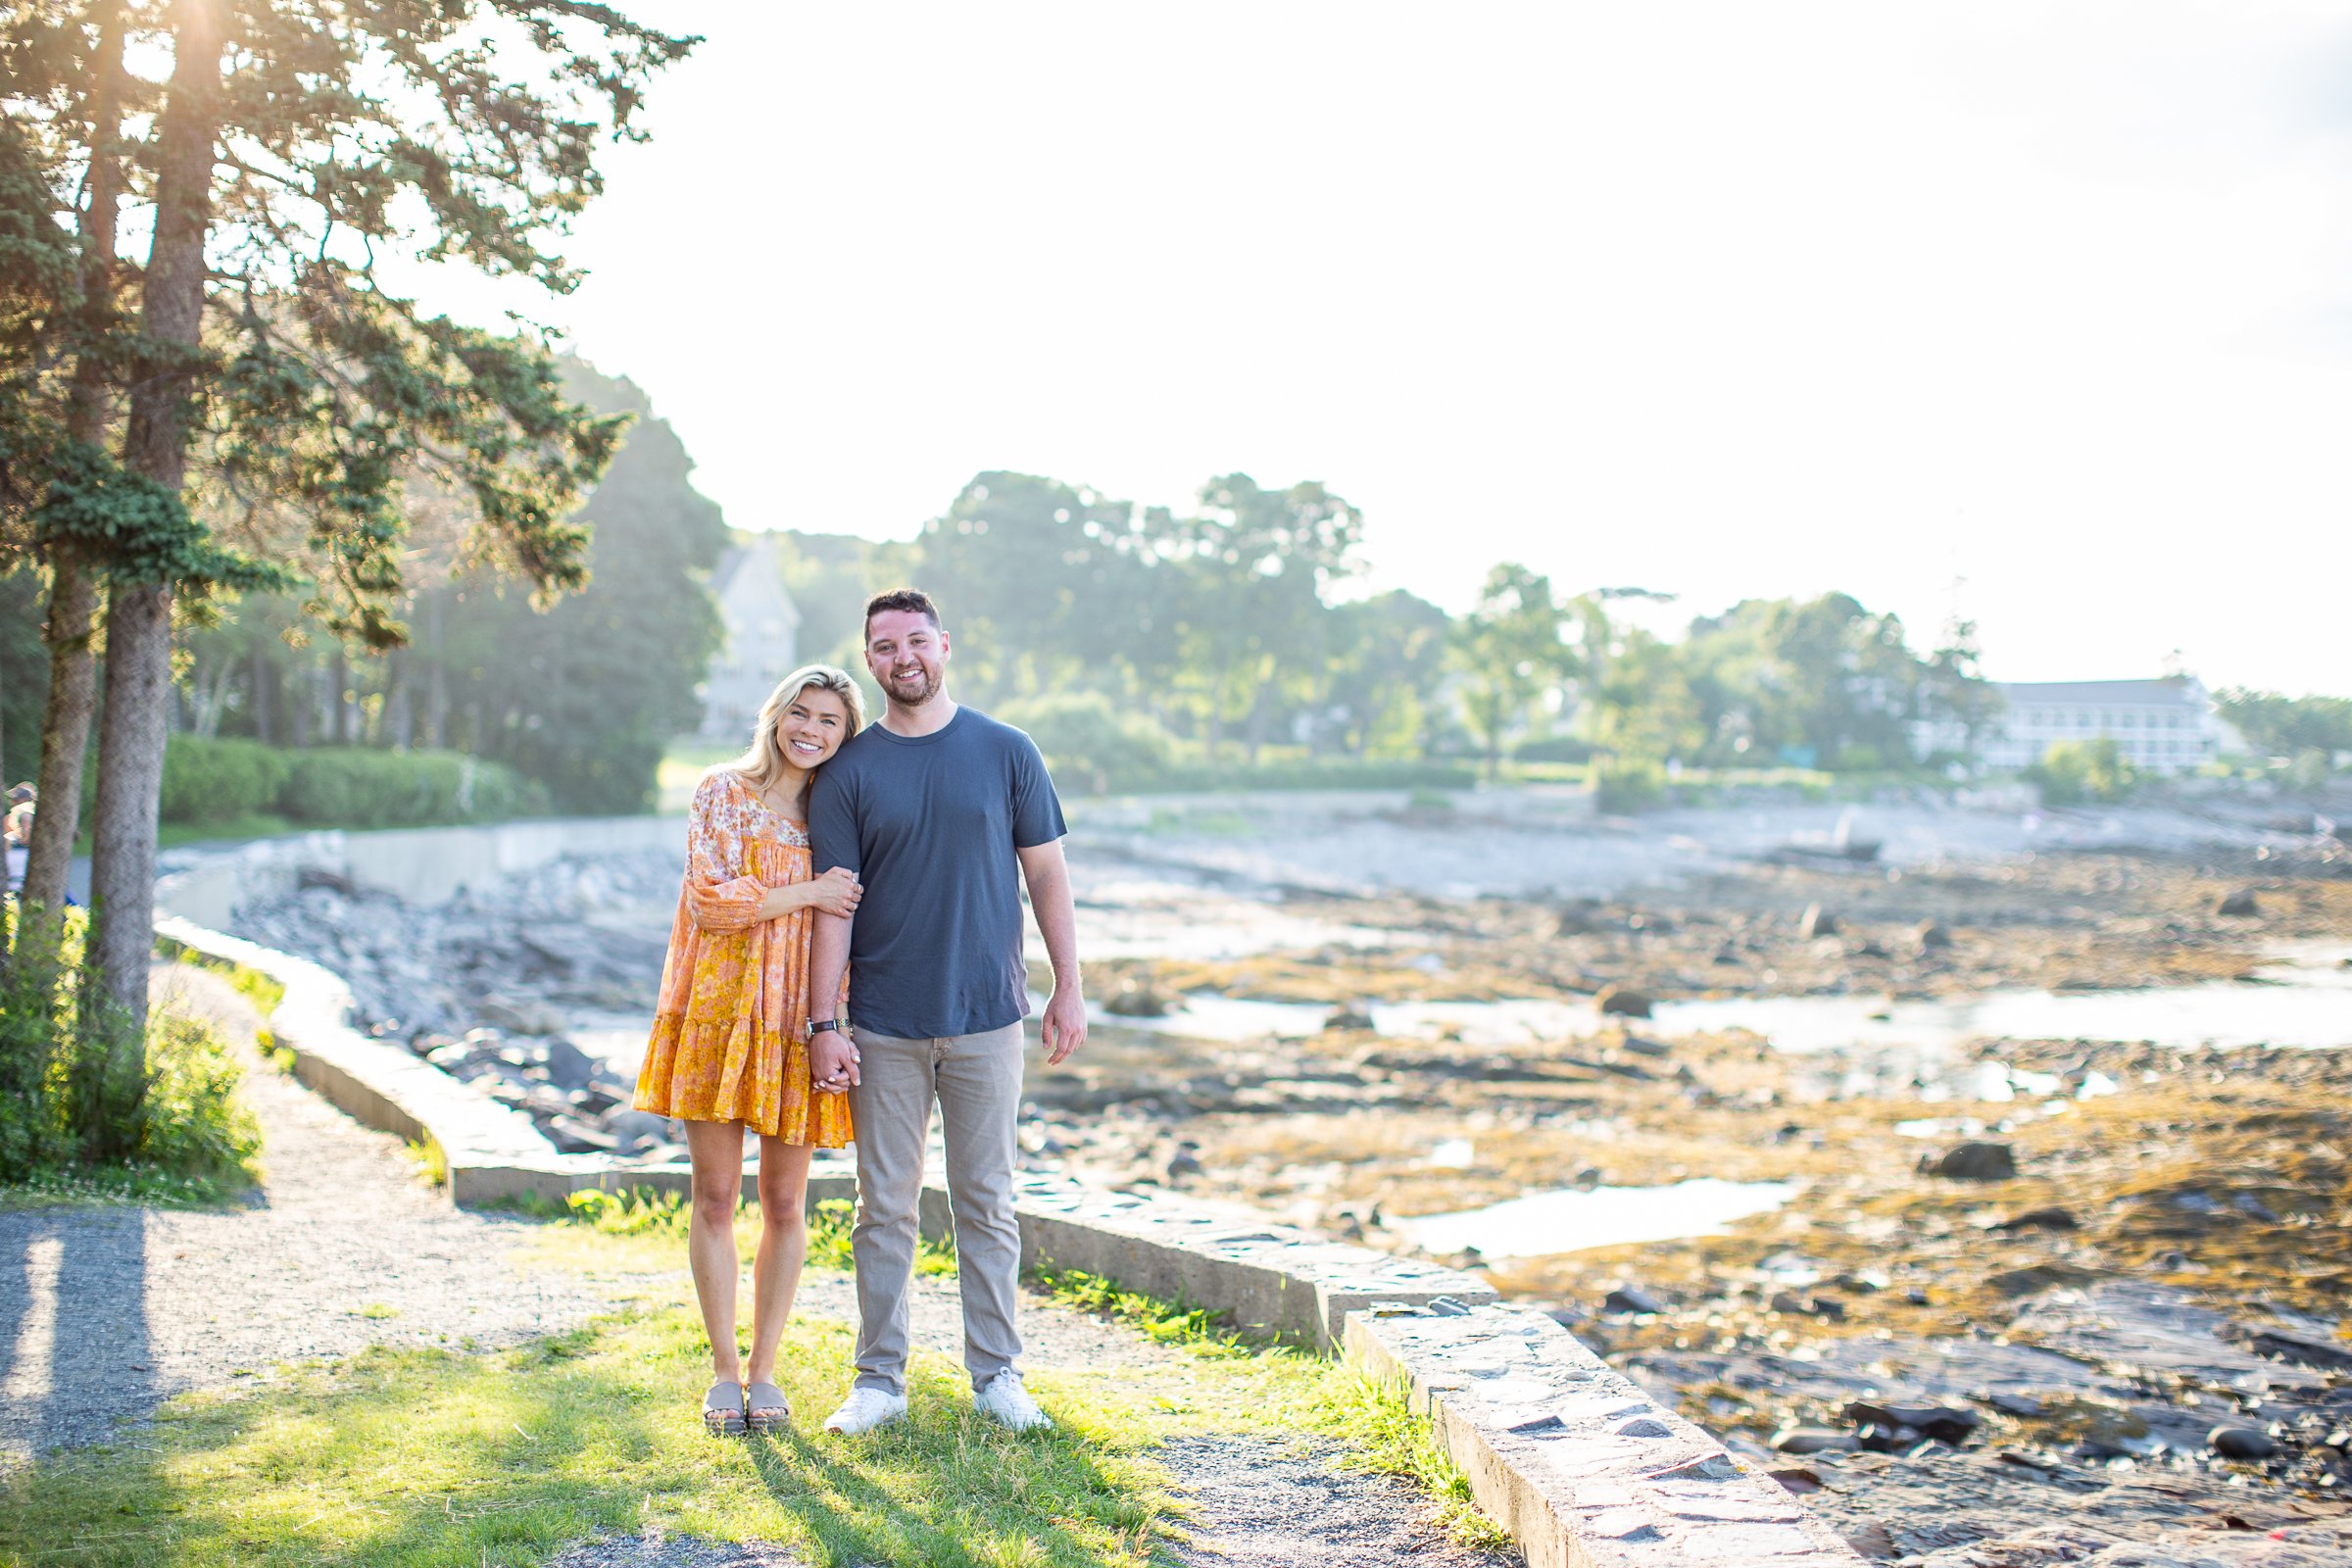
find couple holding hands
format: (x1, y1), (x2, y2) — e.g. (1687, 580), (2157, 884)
(630, 587), (1086, 1438)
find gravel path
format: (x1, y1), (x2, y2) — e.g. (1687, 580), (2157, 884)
(2, 962), (1516, 1566)
(0, 964), (640, 1470)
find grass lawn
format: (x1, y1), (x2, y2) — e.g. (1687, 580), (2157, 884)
(1, 1197), (1502, 1568)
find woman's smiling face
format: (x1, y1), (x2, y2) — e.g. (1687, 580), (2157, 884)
(778, 685), (852, 766)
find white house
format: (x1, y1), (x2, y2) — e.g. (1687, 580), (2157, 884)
(1922, 676), (2242, 775)
(696, 537), (801, 743)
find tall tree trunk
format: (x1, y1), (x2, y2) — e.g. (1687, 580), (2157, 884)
(423, 596), (448, 749)
(330, 644), (352, 744)
(251, 646), (271, 743)
(88, 0), (225, 1023)
(16, 4), (128, 974)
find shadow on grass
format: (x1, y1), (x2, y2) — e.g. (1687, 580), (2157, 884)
(0, 1308), (1177, 1568)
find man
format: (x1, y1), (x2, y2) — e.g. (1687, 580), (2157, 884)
(805, 588), (1086, 1435)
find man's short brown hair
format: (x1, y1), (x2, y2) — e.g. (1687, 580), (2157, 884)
(864, 588), (942, 641)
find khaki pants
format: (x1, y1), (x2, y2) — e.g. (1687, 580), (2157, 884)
(846, 1022), (1025, 1395)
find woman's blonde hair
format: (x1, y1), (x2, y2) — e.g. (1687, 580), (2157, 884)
(729, 664), (866, 794)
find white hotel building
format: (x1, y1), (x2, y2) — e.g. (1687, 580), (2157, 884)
(1959, 677), (2241, 775)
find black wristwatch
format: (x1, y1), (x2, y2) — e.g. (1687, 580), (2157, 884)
(805, 1016), (852, 1040)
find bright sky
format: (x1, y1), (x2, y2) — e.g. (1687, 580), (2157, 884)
(406, 3), (2352, 694)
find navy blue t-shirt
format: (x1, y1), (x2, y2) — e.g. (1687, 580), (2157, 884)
(808, 707), (1066, 1039)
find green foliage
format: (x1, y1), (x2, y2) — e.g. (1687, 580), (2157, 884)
(1318, 1373), (1514, 1550)
(159, 736), (293, 823)
(1449, 563), (1575, 779)
(807, 1197), (957, 1277)
(2026, 737), (2138, 805)
(1593, 757), (1667, 812)
(272, 746), (544, 828)
(2214, 688), (2352, 760)
(166, 364), (717, 819)
(995, 692), (1176, 795)
(151, 737), (546, 830)
(0, 909), (259, 1195)
(564, 1185), (691, 1237)
(1038, 1266), (1264, 1352)
(0, 565), (47, 780)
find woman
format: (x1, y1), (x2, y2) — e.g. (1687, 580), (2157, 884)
(633, 664), (865, 1436)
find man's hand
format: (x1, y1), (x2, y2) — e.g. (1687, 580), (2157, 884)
(810, 1028), (859, 1094)
(1039, 986), (1087, 1066)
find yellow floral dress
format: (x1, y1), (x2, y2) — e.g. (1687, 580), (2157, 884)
(632, 769), (852, 1147)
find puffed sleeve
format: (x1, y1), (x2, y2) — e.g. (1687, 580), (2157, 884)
(682, 771), (768, 933)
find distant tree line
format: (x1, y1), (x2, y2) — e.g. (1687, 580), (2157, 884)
(757, 470), (2002, 791)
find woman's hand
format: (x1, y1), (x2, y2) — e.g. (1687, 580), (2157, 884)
(804, 865), (862, 918)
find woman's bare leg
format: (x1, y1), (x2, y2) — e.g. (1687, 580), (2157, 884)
(744, 1136), (812, 1393)
(684, 1118), (747, 1383)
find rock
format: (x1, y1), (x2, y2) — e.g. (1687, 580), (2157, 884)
(1594, 984), (1652, 1019)
(477, 997), (562, 1035)
(544, 1115), (617, 1154)
(1105, 983), (1171, 1018)
(537, 1036), (598, 1091)
(604, 1108), (673, 1153)
(2223, 1324), (2352, 1371)
(2209, 1424), (2279, 1460)
(1911, 919), (1953, 952)
(1799, 904), (1838, 939)
(1602, 1284), (1665, 1315)
(1769, 1467), (1824, 1495)
(2215, 888), (2262, 916)
(1846, 1400), (1980, 1444)
(1920, 1140), (2017, 1180)
(1993, 1207), (2078, 1231)
(1772, 1426), (1855, 1455)
(1324, 1007), (1375, 1031)
(1978, 1393), (2046, 1418)
(1768, 1290), (1842, 1320)
(1165, 1144), (1203, 1181)
(1616, 1034), (1671, 1058)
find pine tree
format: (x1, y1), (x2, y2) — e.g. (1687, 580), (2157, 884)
(0, 1), (695, 1028)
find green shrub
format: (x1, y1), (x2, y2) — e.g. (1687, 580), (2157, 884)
(995, 693), (1176, 795)
(2025, 737), (2136, 806)
(275, 747), (545, 828)
(160, 737), (294, 824)
(1512, 734), (1592, 764)
(1593, 757), (1667, 812)
(0, 907), (258, 1195)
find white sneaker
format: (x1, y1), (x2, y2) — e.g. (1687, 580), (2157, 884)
(974, 1370), (1052, 1432)
(821, 1386), (907, 1435)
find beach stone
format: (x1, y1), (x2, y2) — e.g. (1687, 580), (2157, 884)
(1595, 984), (1652, 1018)
(1602, 1284), (1665, 1315)
(1799, 904), (1838, 939)
(1324, 1007), (1376, 1031)
(1921, 1141), (2017, 1181)
(1911, 919), (1953, 952)
(1105, 983), (1171, 1017)
(1993, 1207), (2078, 1232)
(1846, 1401), (1980, 1444)
(2209, 1425), (2279, 1459)
(2216, 888), (2262, 916)
(1774, 1426), (1856, 1455)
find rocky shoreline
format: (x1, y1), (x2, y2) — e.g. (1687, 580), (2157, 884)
(229, 853), (689, 1162)
(218, 788), (2352, 1563)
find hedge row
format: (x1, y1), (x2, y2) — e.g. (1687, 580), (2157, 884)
(159, 738), (548, 828)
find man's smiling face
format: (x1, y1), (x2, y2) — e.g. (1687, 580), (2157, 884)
(866, 608), (949, 708)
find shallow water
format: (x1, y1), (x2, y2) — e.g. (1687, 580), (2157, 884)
(1114, 942), (2352, 1054)
(1394, 1177), (1795, 1260)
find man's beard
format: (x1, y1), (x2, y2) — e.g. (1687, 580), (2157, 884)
(885, 664), (939, 706)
